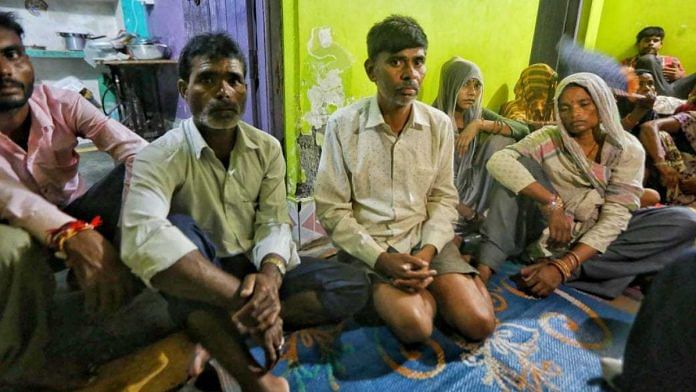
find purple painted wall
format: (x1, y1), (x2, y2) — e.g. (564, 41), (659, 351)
(146, 3), (189, 119)
(146, 0), (267, 127)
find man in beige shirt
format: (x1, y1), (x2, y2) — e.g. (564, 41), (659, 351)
(121, 33), (368, 391)
(315, 15), (494, 344)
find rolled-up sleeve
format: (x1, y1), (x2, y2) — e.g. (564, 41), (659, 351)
(315, 117), (385, 268)
(120, 145), (196, 287)
(0, 156), (73, 243)
(251, 140), (300, 270)
(420, 125), (458, 253)
(483, 109), (530, 141)
(488, 128), (555, 194)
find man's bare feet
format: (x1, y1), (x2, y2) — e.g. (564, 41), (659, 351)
(188, 343), (211, 378)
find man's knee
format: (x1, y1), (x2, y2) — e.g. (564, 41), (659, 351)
(166, 214), (217, 261)
(300, 261), (371, 320)
(167, 214), (197, 230)
(434, 274), (496, 340)
(456, 307), (496, 341)
(390, 307), (433, 344)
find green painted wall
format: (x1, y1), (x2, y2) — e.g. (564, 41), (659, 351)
(592, 1), (696, 72)
(282, 0), (540, 196)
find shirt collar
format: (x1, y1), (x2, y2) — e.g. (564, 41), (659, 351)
(184, 118), (259, 160)
(364, 95), (426, 132)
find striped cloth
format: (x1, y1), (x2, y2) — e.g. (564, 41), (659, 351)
(209, 359), (242, 392)
(500, 63), (558, 123)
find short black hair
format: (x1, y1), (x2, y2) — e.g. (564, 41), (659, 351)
(0, 12), (24, 37)
(366, 15), (427, 60)
(636, 26), (664, 43)
(178, 32), (247, 82)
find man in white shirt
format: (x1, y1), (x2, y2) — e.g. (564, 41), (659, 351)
(315, 15), (495, 344)
(121, 33), (369, 391)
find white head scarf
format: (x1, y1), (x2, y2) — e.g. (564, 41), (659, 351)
(553, 72), (626, 191)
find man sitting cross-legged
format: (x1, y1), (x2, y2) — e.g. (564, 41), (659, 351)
(0, 12), (147, 390)
(120, 33), (370, 391)
(315, 15), (495, 345)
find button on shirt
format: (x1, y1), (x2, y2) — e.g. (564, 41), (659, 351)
(0, 85), (147, 243)
(315, 96), (458, 268)
(121, 118), (299, 286)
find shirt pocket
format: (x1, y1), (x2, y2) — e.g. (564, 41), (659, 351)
(230, 168), (262, 204)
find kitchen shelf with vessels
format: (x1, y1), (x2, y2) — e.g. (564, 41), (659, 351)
(26, 48), (85, 59)
(95, 59), (177, 65)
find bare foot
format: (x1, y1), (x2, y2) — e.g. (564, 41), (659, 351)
(259, 373), (289, 392)
(188, 343), (211, 378)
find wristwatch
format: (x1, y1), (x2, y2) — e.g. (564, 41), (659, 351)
(261, 255), (287, 276)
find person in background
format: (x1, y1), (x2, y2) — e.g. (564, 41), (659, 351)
(476, 72), (696, 299)
(640, 111), (696, 207)
(674, 84), (696, 114)
(432, 57), (530, 233)
(617, 69), (658, 134)
(120, 32), (369, 392)
(316, 16), (495, 345)
(621, 26), (695, 99)
(500, 63), (558, 130)
(0, 12), (147, 390)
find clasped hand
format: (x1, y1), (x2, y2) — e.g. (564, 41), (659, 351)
(229, 272), (283, 372)
(376, 251), (437, 292)
(515, 259), (563, 298)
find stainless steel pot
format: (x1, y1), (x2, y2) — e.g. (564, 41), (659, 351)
(58, 32), (90, 51)
(128, 43), (170, 60)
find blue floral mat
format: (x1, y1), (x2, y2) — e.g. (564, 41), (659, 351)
(254, 262), (634, 391)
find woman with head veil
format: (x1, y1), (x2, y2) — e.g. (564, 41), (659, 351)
(433, 57), (530, 233)
(499, 63), (558, 129)
(475, 72), (696, 298)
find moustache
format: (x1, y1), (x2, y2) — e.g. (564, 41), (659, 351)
(0, 79), (24, 89)
(208, 103), (240, 113)
(398, 82), (418, 90)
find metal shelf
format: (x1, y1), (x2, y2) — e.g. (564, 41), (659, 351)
(27, 49), (85, 59)
(96, 59), (177, 66)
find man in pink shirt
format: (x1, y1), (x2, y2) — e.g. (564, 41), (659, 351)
(0, 12), (147, 390)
